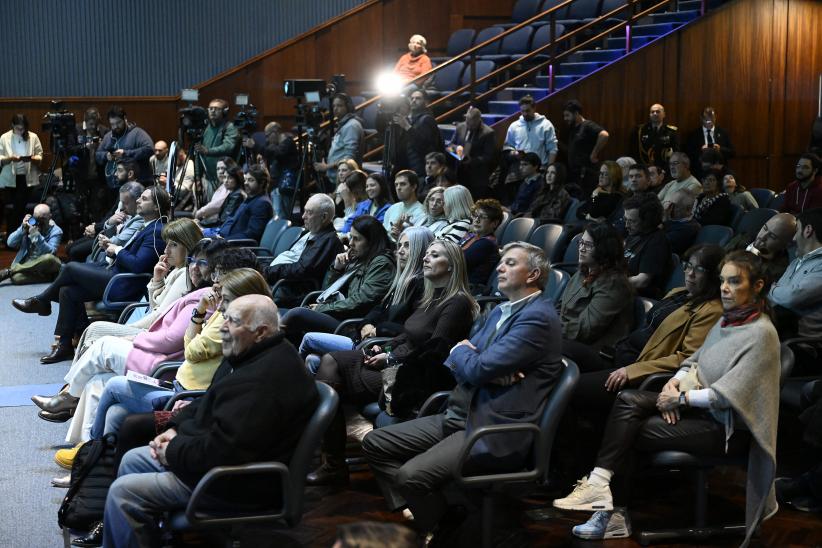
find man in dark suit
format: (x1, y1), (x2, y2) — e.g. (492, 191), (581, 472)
(205, 164), (272, 242)
(12, 186), (169, 363)
(448, 106), (497, 199)
(685, 106), (734, 178)
(102, 295), (319, 548)
(363, 242), (563, 533)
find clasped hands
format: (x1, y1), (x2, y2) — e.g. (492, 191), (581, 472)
(452, 339), (525, 386)
(149, 428), (177, 466)
(656, 378), (683, 425)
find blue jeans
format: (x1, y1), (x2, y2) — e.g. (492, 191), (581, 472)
(103, 446), (192, 548)
(90, 375), (179, 440)
(299, 332), (354, 374)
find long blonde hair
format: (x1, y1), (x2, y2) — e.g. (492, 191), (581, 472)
(443, 185), (474, 222)
(387, 226), (434, 306)
(420, 239), (478, 319)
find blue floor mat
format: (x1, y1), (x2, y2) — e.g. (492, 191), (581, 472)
(0, 383), (64, 407)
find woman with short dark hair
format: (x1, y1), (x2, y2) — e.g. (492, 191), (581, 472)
(341, 172), (393, 233)
(0, 114), (43, 229)
(460, 198), (503, 287)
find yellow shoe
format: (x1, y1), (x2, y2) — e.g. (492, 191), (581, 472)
(54, 443), (83, 470)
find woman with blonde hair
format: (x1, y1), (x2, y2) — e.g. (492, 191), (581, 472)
(438, 184), (474, 243)
(334, 159), (362, 231)
(420, 186), (449, 235)
(308, 238), (478, 485)
(578, 160), (626, 222)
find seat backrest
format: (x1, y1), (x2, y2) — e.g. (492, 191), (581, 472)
(600, 0), (627, 18)
(495, 210), (511, 241)
(563, 198), (581, 224)
(565, 0), (599, 19)
(548, 223), (584, 263)
(500, 26), (534, 55)
(475, 26), (504, 55)
(544, 268), (570, 302)
(446, 28), (476, 56)
(561, 233), (582, 263)
(433, 60), (464, 91)
(749, 188), (775, 208)
(735, 207), (778, 238)
(663, 253), (684, 294)
(729, 203), (745, 231)
(534, 358), (579, 480)
(693, 224), (734, 247)
(511, 0), (543, 23)
(272, 226), (303, 256)
(540, 0), (569, 19)
(500, 217), (536, 246)
(462, 60), (497, 92)
(529, 223), (564, 256)
(259, 218), (288, 251)
(767, 192), (785, 210)
(285, 382), (339, 525)
(530, 23), (566, 52)
(633, 297), (657, 330)
(779, 343), (795, 385)
(360, 100), (380, 130)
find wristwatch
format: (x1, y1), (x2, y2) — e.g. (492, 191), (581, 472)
(191, 309), (207, 322)
(679, 391), (687, 407)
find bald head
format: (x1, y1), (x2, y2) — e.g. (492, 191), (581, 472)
(666, 190), (694, 220)
(649, 103), (665, 126)
(220, 295), (279, 358)
(752, 213), (797, 259)
(466, 106), (482, 130)
(33, 203), (51, 218)
(154, 141), (168, 159)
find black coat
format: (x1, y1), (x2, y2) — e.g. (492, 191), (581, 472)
(264, 224), (344, 286)
(685, 125), (734, 176)
(166, 333), (319, 500)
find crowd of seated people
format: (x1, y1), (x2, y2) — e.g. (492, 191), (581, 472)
(4, 86), (822, 548)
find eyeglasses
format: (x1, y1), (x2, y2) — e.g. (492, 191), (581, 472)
(471, 213), (490, 221)
(682, 262), (707, 275)
(187, 257), (208, 269)
(578, 240), (595, 251)
(669, 161), (682, 166)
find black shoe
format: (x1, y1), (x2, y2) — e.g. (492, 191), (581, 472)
(40, 343), (74, 364)
(38, 409), (74, 423)
(71, 521), (103, 547)
(12, 297), (51, 316)
(0, 268), (10, 283)
(305, 458), (349, 486)
(776, 476), (812, 504)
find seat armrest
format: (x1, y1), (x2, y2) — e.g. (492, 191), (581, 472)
(151, 361), (183, 379)
(334, 318), (364, 336)
(417, 391), (451, 418)
(163, 390), (206, 411)
(454, 423), (542, 487)
(226, 239), (258, 248)
(118, 301), (151, 324)
(355, 336), (392, 351)
(638, 372), (674, 392)
(102, 273), (153, 309)
(299, 290), (324, 308)
(272, 279), (319, 300)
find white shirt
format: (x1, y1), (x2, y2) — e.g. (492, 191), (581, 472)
(270, 230), (311, 266)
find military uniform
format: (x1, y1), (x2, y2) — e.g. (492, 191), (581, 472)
(633, 122), (679, 168)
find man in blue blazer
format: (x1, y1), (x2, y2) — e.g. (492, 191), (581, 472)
(13, 187), (169, 364)
(363, 242), (563, 532)
(204, 164), (272, 242)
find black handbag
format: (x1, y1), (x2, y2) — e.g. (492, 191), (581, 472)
(57, 434), (118, 531)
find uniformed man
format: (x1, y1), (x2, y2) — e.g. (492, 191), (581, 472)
(632, 103), (678, 168)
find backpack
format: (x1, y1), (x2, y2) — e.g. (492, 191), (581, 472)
(57, 434), (118, 530)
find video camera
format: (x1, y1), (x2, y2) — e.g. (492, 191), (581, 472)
(42, 101), (78, 151)
(233, 94), (258, 137)
(283, 75), (347, 133)
(178, 106), (208, 140)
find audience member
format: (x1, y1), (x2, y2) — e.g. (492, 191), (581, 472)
(12, 187), (169, 363)
(102, 295), (318, 548)
(460, 198), (503, 288)
(698, 147), (727, 178)
(314, 93), (364, 187)
(394, 90), (444, 179)
(383, 170), (426, 240)
(727, 212), (796, 283)
(394, 34), (432, 83)
(626, 163), (652, 195)
(419, 186), (449, 235)
(336, 168), (368, 232)
(308, 239), (477, 485)
(769, 208), (822, 339)
(723, 173), (758, 211)
(74, 107), (109, 219)
(781, 152), (822, 215)
(193, 158), (243, 225)
(417, 151), (449, 201)
(448, 106), (497, 198)
(554, 251), (779, 547)
(647, 164), (667, 192)
(149, 140), (169, 185)
(529, 162), (572, 223)
(685, 106), (734, 177)
(510, 152), (544, 215)
(503, 95), (558, 167)
(0, 114), (43, 229)
(202, 165), (272, 242)
(95, 106), (154, 189)
(615, 156), (636, 192)
(631, 103), (679, 168)
(281, 215), (395, 344)
(2, 203), (62, 285)
(264, 193), (343, 290)
(363, 242), (562, 537)
(693, 168), (733, 226)
(623, 192), (671, 297)
(244, 121), (299, 219)
(76, 176), (145, 265)
(438, 185), (474, 243)
(341, 172), (392, 233)
(193, 98), (241, 200)
(563, 100), (609, 195)
(169, 147), (195, 207)
(662, 190), (700, 255)
(560, 223), (634, 358)
(577, 160), (625, 222)
(657, 152), (702, 203)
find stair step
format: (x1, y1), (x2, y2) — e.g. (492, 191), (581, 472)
(535, 74), (579, 89)
(555, 61), (606, 76)
(495, 87), (550, 101)
(566, 48), (623, 64)
(438, 124), (455, 142)
(487, 101), (521, 116)
(605, 34), (655, 49)
(481, 113), (510, 126)
(649, 10), (699, 24)
(631, 22), (680, 36)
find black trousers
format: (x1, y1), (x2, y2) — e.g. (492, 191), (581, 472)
(596, 390), (726, 504)
(281, 307), (340, 347)
(38, 261), (113, 342)
(66, 236), (95, 262)
(3, 174), (30, 232)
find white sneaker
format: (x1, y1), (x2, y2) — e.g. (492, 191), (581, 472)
(572, 508), (632, 539)
(553, 476), (613, 511)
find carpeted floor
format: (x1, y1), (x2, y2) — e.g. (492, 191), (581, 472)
(0, 282), (73, 547)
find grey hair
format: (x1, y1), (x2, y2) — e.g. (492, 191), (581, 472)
(308, 193), (336, 224)
(387, 226), (434, 306)
(120, 181), (145, 201)
(501, 241), (550, 289)
(443, 185), (474, 222)
(670, 151), (690, 168)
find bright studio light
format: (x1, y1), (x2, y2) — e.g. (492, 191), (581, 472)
(374, 71), (404, 97)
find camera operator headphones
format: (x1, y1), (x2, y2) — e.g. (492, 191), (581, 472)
(214, 99), (229, 117)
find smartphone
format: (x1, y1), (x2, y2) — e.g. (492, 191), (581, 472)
(27, 217), (37, 226)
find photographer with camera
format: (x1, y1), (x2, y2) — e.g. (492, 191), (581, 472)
(74, 107), (109, 219)
(242, 121), (298, 220)
(1, 203), (62, 285)
(150, 140), (169, 185)
(193, 99), (241, 201)
(0, 114), (43, 233)
(313, 93), (364, 188)
(95, 106), (154, 195)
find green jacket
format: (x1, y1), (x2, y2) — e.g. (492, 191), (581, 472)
(560, 270), (634, 350)
(197, 121), (240, 182)
(315, 253), (395, 319)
